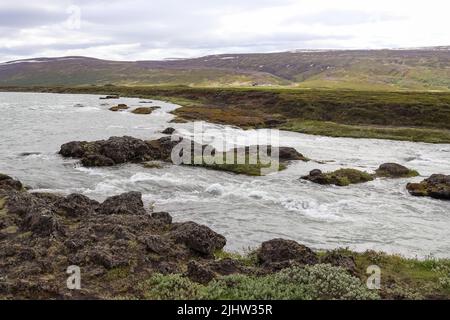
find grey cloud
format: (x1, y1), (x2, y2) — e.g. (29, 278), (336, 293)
(0, 6), (67, 28)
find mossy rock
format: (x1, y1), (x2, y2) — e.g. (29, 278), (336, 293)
(131, 107), (159, 115)
(375, 163), (419, 178)
(143, 161), (163, 169)
(406, 174), (450, 200)
(302, 168), (374, 186)
(109, 104), (129, 112)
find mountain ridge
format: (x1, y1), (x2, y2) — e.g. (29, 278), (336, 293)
(1, 48), (449, 90)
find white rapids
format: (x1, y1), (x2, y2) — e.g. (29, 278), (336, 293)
(1, 91), (449, 258)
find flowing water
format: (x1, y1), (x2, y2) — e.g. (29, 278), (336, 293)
(1, 92), (449, 258)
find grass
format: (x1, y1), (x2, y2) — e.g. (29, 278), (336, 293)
(281, 120), (450, 144)
(351, 250), (450, 299)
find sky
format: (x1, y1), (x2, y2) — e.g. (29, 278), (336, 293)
(0, 0), (449, 62)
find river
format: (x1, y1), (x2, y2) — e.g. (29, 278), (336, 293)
(1, 91), (449, 258)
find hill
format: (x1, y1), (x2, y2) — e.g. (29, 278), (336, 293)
(0, 48), (449, 90)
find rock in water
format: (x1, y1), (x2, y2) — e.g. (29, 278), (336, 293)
(375, 163), (419, 178)
(109, 104), (129, 112)
(406, 174), (450, 200)
(131, 107), (158, 115)
(162, 127), (176, 135)
(301, 168), (374, 186)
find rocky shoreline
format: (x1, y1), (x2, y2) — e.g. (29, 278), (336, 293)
(1, 170), (450, 299)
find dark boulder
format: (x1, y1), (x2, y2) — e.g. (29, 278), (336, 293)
(406, 174), (450, 200)
(81, 154), (115, 167)
(162, 127), (176, 135)
(171, 221), (226, 256)
(144, 235), (171, 255)
(186, 261), (215, 284)
(55, 194), (100, 218)
(100, 95), (119, 100)
(278, 147), (308, 161)
(152, 212), (172, 225)
(321, 251), (358, 275)
(207, 258), (246, 276)
(375, 163), (419, 178)
(0, 174), (23, 191)
(59, 141), (94, 158)
(98, 136), (153, 164)
(21, 211), (61, 237)
(257, 238), (318, 266)
(98, 192), (147, 215)
(309, 169), (322, 177)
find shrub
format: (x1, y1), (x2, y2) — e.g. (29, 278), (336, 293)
(143, 264), (380, 300)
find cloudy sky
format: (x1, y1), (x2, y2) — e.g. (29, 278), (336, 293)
(0, 0), (449, 62)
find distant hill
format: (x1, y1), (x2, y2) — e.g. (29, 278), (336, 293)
(1, 48), (449, 90)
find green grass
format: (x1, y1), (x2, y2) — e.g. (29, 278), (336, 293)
(281, 120), (450, 144)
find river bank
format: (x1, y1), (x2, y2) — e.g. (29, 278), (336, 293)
(2, 85), (450, 143)
(1, 173), (449, 300)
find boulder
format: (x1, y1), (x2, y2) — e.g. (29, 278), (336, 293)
(162, 127), (176, 135)
(131, 107), (157, 115)
(59, 141), (95, 158)
(171, 221), (226, 256)
(302, 168), (374, 186)
(151, 212), (172, 225)
(375, 163), (419, 178)
(207, 258), (246, 276)
(278, 147), (308, 161)
(98, 192), (147, 215)
(55, 194), (100, 218)
(0, 174), (23, 191)
(320, 251), (357, 275)
(257, 238), (318, 266)
(144, 235), (171, 255)
(81, 154), (115, 167)
(109, 104), (129, 112)
(407, 174), (450, 200)
(100, 95), (119, 100)
(186, 261), (215, 284)
(98, 136), (154, 164)
(21, 211), (61, 237)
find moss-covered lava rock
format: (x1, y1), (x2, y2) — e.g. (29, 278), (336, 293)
(301, 168), (374, 186)
(375, 163), (419, 178)
(406, 174), (450, 200)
